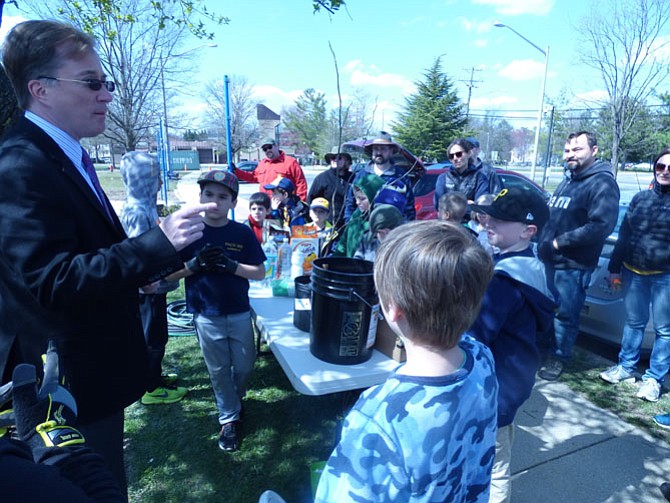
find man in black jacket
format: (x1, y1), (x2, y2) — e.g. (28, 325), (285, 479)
(0, 20), (213, 494)
(537, 131), (620, 381)
(308, 152), (354, 229)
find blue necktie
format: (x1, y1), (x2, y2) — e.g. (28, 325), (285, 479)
(81, 147), (114, 221)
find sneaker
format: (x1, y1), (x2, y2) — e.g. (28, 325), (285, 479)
(599, 365), (635, 384)
(141, 385), (188, 405)
(218, 421), (239, 452)
(161, 373), (179, 386)
(660, 482), (670, 502)
(538, 358), (564, 381)
(653, 413), (670, 430)
(636, 378), (661, 402)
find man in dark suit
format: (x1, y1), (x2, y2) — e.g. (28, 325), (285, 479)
(0, 20), (214, 496)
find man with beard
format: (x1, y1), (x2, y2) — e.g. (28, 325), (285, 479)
(307, 152), (354, 229)
(537, 131), (620, 381)
(234, 138), (308, 201)
(343, 131), (416, 221)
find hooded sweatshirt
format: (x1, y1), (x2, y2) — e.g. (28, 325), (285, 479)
(333, 173), (385, 257)
(540, 160), (620, 270)
(469, 247), (557, 426)
(434, 161), (501, 210)
(120, 152), (178, 294)
(609, 177), (670, 274)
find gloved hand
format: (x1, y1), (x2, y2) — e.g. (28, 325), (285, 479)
(537, 241), (556, 263)
(212, 253), (239, 274)
(186, 244), (227, 273)
(12, 344), (84, 450)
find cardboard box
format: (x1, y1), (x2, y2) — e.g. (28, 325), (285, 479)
(374, 317), (406, 362)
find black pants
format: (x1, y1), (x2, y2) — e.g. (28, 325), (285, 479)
(78, 410), (127, 501)
(138, 293), (168, 392)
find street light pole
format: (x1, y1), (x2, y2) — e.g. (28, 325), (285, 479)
(494, 22), (549, 183)
(158, 43), (217, 204)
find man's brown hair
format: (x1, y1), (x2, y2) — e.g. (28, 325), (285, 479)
(2, 20), (96, 109)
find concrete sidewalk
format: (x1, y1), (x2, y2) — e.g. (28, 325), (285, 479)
(512, 380), (670, 502)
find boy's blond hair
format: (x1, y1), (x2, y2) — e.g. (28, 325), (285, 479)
(374, 220), (493, 350)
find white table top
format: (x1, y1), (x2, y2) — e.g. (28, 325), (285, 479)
(249, 282), (399, 396)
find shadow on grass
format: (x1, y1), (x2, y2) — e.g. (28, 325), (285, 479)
(560, 344), (670, 446)
(125, 336), (348, 503)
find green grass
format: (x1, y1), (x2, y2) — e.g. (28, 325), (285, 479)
(125, 336), (346, 503)
(560, 345), (670, 444)
(125, 287), (349, 502)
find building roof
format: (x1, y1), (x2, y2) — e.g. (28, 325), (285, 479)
(257, 104), (280, 121)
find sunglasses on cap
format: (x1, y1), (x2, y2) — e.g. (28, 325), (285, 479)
(38, 76), (116, 92)
(655, 162), (670, 172)
(448, 151), (465, 160)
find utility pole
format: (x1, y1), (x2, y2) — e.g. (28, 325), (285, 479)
(461, 67), (482, 121)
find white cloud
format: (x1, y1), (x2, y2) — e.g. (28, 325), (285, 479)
(472, 0), (554, 16)
(474, 39), (488, 48)
(573, 89), (609, 105)
(471, 95), (518, 108)
(497, 59), (545, 80)
(650, 35), (670, 61)
(252, 85), (303, 114)
(345, 60), (415, 94)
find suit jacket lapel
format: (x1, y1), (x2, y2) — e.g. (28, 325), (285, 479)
(16, 119), (127, 236)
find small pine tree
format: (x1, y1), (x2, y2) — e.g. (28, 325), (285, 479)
(392, 57), (466, 162)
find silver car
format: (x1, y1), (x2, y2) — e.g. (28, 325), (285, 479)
(579, 200), (655, 353)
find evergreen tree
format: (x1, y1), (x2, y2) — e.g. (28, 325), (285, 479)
(283, 88), (328, 158)
(392, 57), (466, 162)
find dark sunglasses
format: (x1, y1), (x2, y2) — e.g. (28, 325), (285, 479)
(448, 151), (465, 160)
(38, 76), (116, 92)
(655, 162), (670, 172)
(262, 145), (274, 152)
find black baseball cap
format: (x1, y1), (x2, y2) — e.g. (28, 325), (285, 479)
(470, 187), (549, 229)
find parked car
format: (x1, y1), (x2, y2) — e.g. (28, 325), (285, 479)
(413, 162), (551, 220)
(339, 138), (426, 187)
(235, 161), (258, 182)
(579, 193), (655, 353)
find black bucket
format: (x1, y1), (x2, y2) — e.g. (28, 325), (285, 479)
(310, 257), (379, 365)
(293, 275), (311, 332)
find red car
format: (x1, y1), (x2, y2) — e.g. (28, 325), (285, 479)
(414, 163), (551, 220)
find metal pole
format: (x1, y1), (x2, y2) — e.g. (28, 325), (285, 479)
(541, 105), (555, 189)
(494, 23), (549, 183)
(530, 46), (549, 182)
(158, 118), (169, 206)
(160, 66), (171, 206)
(224, 74), (235, 220)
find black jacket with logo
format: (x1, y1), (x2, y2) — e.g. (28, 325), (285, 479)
(540, 160), (620, 270)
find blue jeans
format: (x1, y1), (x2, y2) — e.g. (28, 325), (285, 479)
(618, 269), (670, 383)
(550, 267), (592, 361)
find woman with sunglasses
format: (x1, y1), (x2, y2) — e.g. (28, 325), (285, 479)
(600, 147), (670, 405)
(433, 138), (501, 214)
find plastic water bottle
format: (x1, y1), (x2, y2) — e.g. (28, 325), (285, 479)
(275, 236), (292, 280)
(262, 238), (278, 287)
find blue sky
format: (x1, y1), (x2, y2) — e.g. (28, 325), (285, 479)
(3, 0), (670, 132)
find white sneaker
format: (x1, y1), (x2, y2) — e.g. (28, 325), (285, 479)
(636, 378), (661, 402)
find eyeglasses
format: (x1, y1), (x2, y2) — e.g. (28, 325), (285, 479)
(38, 76), (116, 92)
(262, 145), (274, 152)
(448, 151), (465, 160)
(655, 162), (670, 172)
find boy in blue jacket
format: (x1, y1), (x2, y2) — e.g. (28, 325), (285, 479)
(469, 187), (557, 502)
